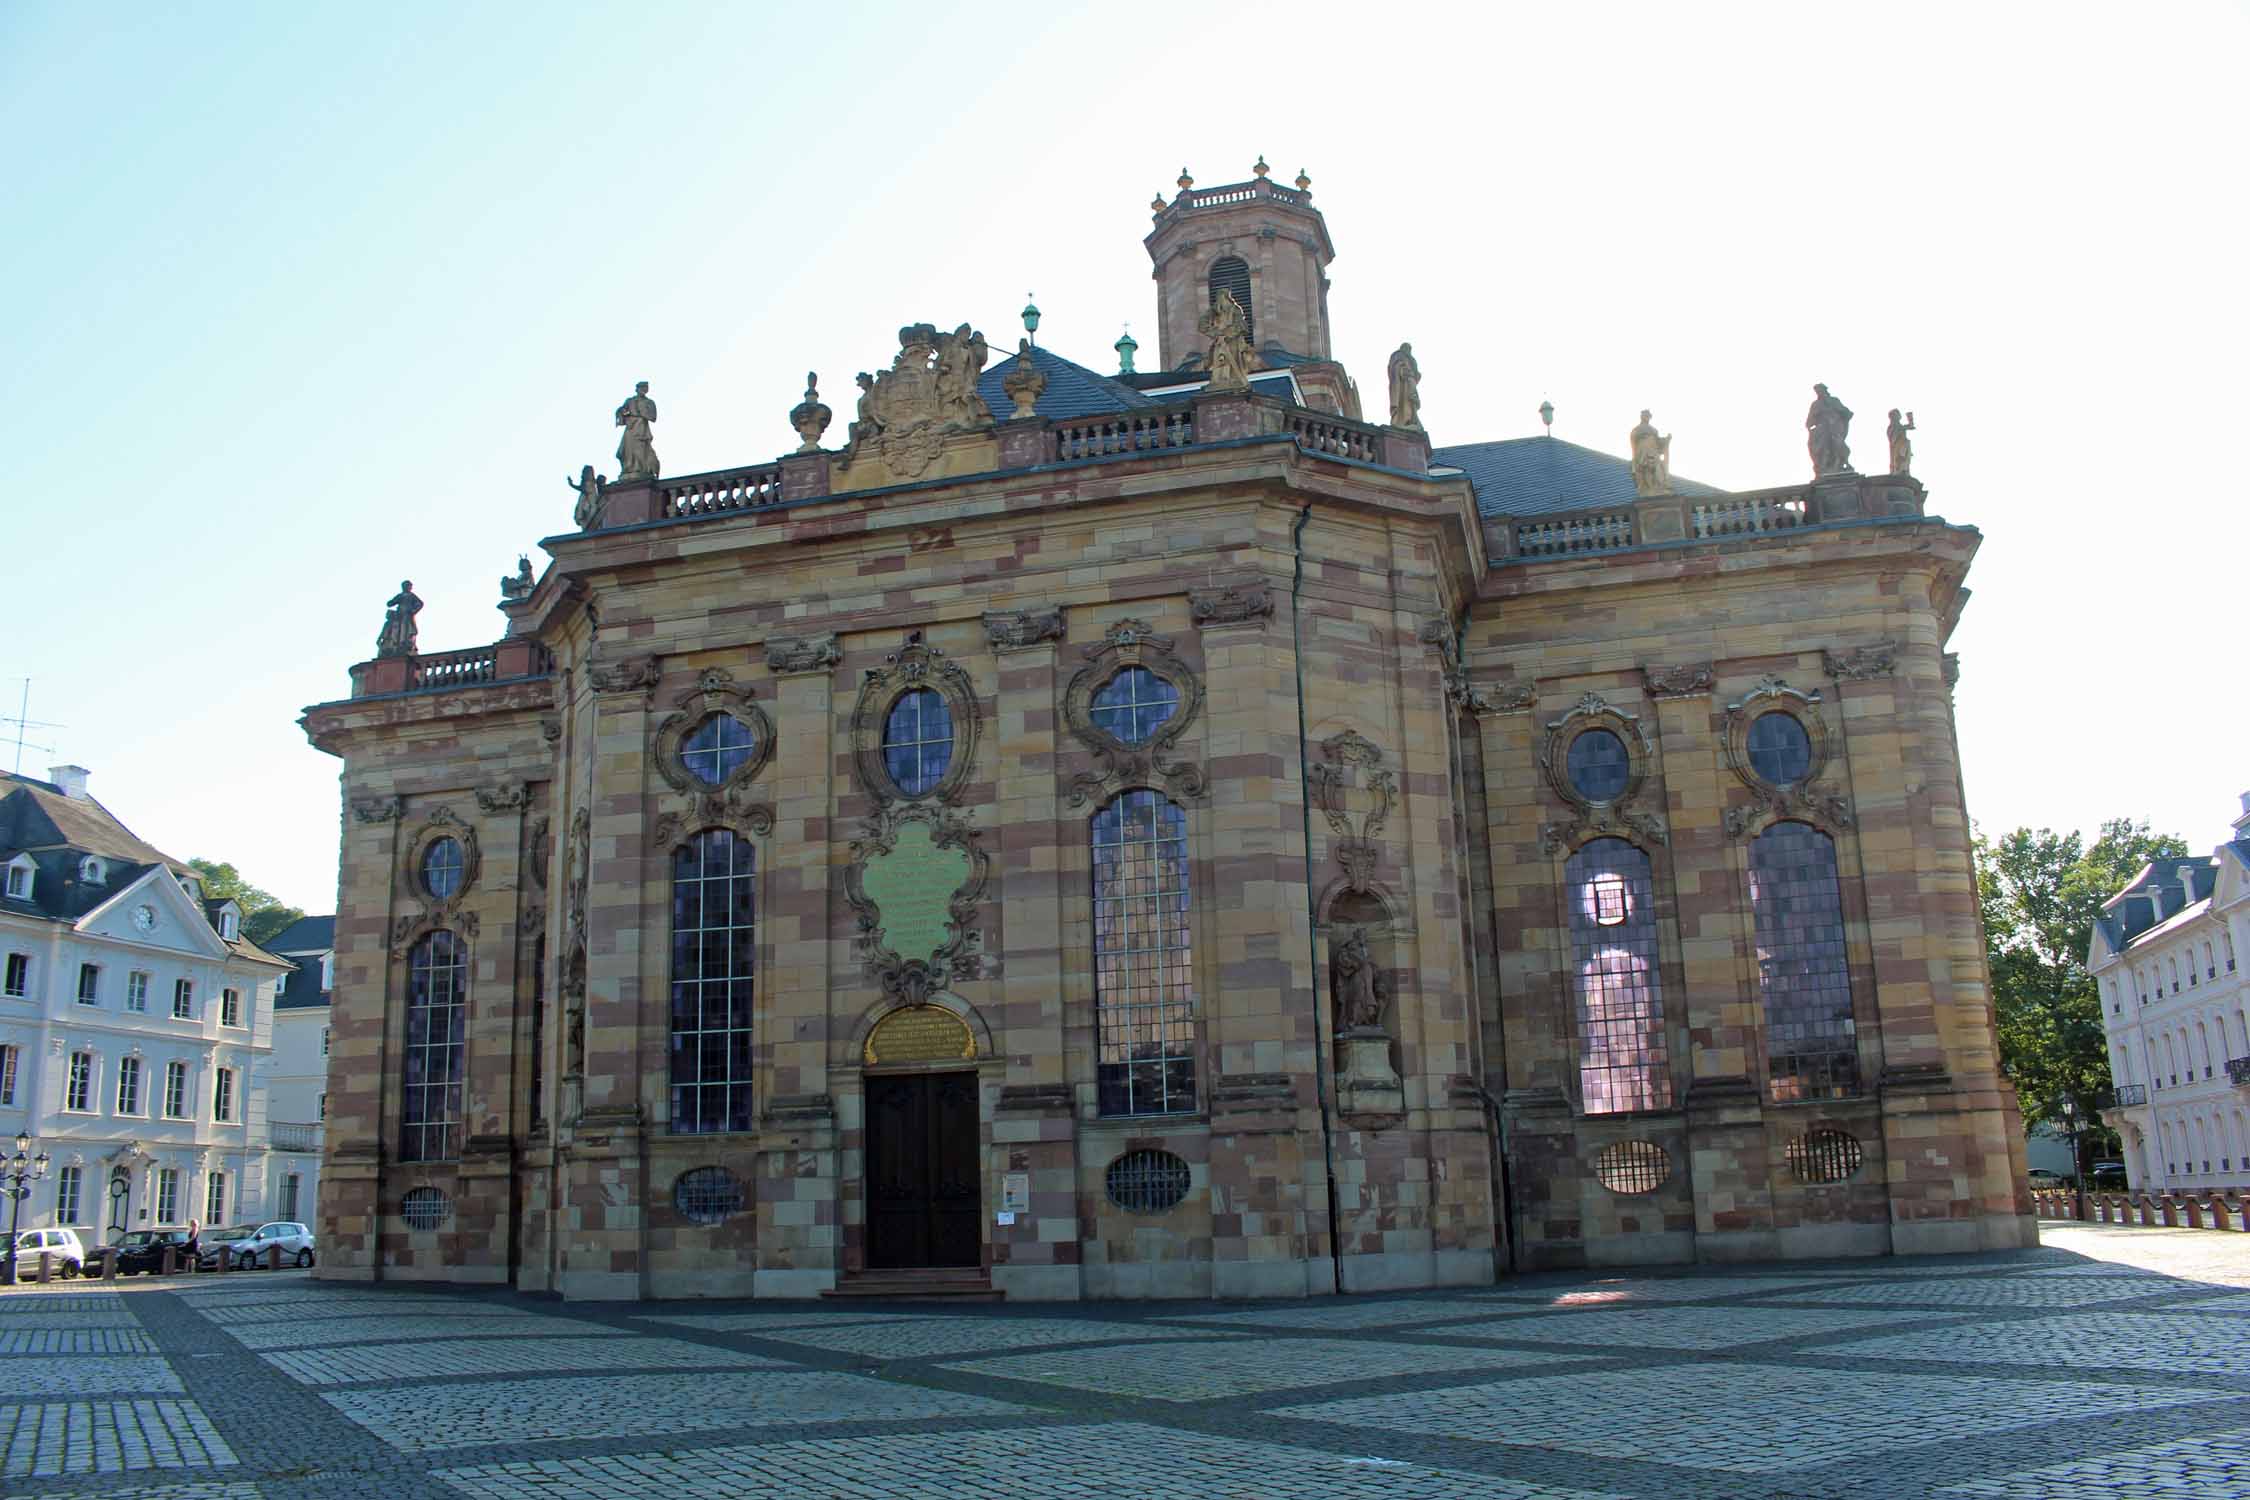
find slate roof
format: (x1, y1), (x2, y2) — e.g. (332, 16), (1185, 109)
(1432, 435), (1727, 519)
(264, 914), (336, 954)
(976, 346), (1159, 425)
(2095, 855), (2223, 953)
(275, 952), (330, 1011)
(0, 770), (192, 924)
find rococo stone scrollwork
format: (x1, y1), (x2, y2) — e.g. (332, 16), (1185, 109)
(1538, 692), (1667, 853)
(1416, 616), (1526, 715)
(851, 633), (981, 807)
(1822, 641), (1899, 681)
(560, 808), (590, 1078)
(1062, 619), (1207, 807)
(764, 633), (842, 676)
(1641, 662), (1714, 698)
(350, 795), (403, 825)
(474, 781), (531, 814)
(843, 803), (991, 1005)
(391, 806), (482, 955)
(1720, 676), (1854, 837)
(587, 653), (662, 702)
(649, 670), (778, 848)
(1189, 584), (1274, 629)
(1309, 730), (1397, 896)
(982, 606), (1066, 651)
(840, 322), (993, 480)
(523, 813), (551, 944)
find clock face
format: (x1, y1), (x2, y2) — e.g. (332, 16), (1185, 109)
(132, 905), (157, 933)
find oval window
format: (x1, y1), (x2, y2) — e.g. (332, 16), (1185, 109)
(680, 712), (757, 786)
(1594, 1139), (1671, 1194)
(1565, 728), (1631, 802)
(1090, 667), (1180, 746)
(881, 688), (954, 797)
(1104, 1149), (1192, 1213)
(1746, 711), (1812, 786)
(400, 1187), (452, 1230)
(420, 837), (464, 900)
(673, 1166), (746, 1225)
(1785, 1128), (1864, 1184)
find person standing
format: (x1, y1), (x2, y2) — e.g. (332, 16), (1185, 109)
(183, 1217), (200, 1274)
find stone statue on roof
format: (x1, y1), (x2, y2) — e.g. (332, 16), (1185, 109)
(614, 381), (660, 483)
(376, 580), (422, 659)
(1199, 288), (1253, 394)
(1806, 383), (1853, 478)
(1887, 408), (1916, 476)
(933, 324), (991, 426)
(500, 555), (535, 601)
(1629, 409), (1672, 497)
(567, 466), (607, 529)
(1387, 342), (1423, 431)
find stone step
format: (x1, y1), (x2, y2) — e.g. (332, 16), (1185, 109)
(822, 1268), (1005, 1302)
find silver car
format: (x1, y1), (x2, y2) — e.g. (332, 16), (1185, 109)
(222, 1221), (316, 1269)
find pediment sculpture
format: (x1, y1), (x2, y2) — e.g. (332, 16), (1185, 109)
(842, 322), (993, 480)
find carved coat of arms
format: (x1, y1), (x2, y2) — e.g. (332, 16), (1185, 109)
(842, 322), (993, 479)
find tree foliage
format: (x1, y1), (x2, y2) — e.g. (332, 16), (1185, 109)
(1974, 818), (2188, 1162)
(186, 857), (305, 945)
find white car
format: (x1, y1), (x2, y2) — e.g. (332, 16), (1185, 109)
(12, 1227), (87, 1277)
(221, 1221), (316, 1269)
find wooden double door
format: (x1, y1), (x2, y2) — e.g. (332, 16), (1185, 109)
(864, 1071), (981, 1270)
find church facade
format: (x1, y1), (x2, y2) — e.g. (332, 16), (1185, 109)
(302, 163), (2032, 1300)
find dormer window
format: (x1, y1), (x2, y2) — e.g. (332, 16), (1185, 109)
(178, 874), (201, 902)
(78, 857), (105, 885)
(219, 910), (239, 942)
(2, 857), (31, 901)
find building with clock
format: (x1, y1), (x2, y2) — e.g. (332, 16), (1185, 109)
(1, 766), (289, 1240)
(302, 161), (2032, 1300)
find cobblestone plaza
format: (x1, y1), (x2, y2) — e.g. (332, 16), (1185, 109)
(2, 1225), (2246, 1498)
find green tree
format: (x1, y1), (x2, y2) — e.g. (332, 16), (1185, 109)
(1974, 818), (2188, 1170)
(186, 858), (305, 945)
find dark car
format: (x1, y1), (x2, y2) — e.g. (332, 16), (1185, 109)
(109, 1229), (192, 1276)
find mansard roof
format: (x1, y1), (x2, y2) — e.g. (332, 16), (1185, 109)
(0, 770), (192, 923)
(264, 913), (337, 954)
(976, 345), (1159, 424)
(275, 951), (331, 1010)
(1433, 434), (1726, 519)
(2093, 854), (2224, 957)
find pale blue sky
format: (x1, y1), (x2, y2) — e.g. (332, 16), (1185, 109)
(4, 1), (2244, 910)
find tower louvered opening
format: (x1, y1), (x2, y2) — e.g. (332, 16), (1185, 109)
(1207, 256), (1253, 346)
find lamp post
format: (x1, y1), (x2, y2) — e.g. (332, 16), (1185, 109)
(2, 1131), (52, 1286)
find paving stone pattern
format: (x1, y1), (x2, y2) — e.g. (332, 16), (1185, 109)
(1, 1226), (2246, 1499)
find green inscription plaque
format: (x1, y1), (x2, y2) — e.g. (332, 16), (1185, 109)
(858, 821), (972, 965)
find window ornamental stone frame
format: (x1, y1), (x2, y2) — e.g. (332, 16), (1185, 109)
(1720, 676), (1853, 837)
(1063, 619), (1207, 807)
(651, 670), (778, 847)
(392, 808), (480, 955)
(851, 633), (980, 807)
(1538, 693), (1666, 854)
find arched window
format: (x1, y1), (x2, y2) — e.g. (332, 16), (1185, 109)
(1091, 789), (1196, 1116)
(1207, 255), (1253, 346)
(670, 829), (756, 1134)
(401, 930), (466, 1162)
(2197, 1021), (2212, 1074)
(1748, 821), (1859, 1101)
(1563, 838), (1671, 1113)
(2206, 942), (2217, 980)
(2170, 957), (2180, 993)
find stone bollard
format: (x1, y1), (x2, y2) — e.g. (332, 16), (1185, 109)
(98, 1248), (117, 1280)
(35, 1252), (51, 1283)
(159, 1246), (175, 1275)
(2186, 1197), (2204, 1228)
(215, 1243), (229, 1274)
(267, 1244), (281, 1271)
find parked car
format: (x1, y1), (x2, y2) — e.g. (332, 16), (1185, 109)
(11, 1228), (87, 1277)
(107, 1229), (192, 1276)
(198, 1221), (316, 1270)
(2090, 1160), (2129, 1189)
(2026, 1168), (2071, 1188)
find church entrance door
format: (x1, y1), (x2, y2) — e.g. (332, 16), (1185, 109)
(865, 1071), (980, 1270)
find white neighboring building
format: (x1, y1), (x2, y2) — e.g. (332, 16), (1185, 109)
(2092, 792), (2250, 1191)
(262, 914), (333, 1224)
(0, 766), (288, 1235)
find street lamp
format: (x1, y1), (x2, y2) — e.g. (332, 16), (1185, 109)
(2, 1131), (53, 1286)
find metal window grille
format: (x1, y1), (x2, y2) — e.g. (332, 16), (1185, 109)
(673, 1166), (746, 1225)
(1092, 790), (1197, 1116)
(1565, 838), (1671, 1114)
(1089, 667), (1179, 746)
(1749, 822), (1861, 1102)
(1105, 1149), (1192, 1213)
(400, 1187), (451, 1230)
(681, 712), (757, 786)
(1207, 256), (1254, 345)
(881, 688), (954, 798)
(400, 931), (467, 1162)
(1594, 1139), (1672, 1194)
(669, 830), (756, 1135)
(1785, 1128), (1864, 1184)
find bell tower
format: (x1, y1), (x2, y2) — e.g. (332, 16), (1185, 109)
(1145, 159), (1336, 375)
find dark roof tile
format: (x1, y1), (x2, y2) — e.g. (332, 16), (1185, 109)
(1432, 435), (1725, 518)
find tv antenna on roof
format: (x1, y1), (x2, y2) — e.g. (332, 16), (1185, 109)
(3, 680), (63, 775)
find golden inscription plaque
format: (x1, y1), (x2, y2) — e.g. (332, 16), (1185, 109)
(863, 1004), (977, 1066)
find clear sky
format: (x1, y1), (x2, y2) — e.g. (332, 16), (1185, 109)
(3, 2), (2244, 912)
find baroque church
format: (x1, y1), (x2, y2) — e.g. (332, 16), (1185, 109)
(303, 161), (2032, 1300)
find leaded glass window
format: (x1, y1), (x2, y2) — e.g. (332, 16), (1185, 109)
(1564, 838), (1671, 1113)
(1749, 821), (1860, 1101)
(400, 930), (467, 1161)
(680, 712), (757, 786)
(882, 688), (954, 798)
(421, 837), (464, 900)
(1566, 729), (1632, 802)
(670, 829), (755, 1134)
(1090, 667), (1179, 746)
(1746, 711), (1812, 786)
(1092, 789), (1196, 1116)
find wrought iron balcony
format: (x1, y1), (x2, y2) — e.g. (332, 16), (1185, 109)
(2110, 1083), (2149, 1107)
(2227, 1057), (2250, 1088)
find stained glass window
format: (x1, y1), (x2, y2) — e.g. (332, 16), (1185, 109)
(670, 829), (755, 1134)
(882, 688), (954, 798)
(1092, 789), (1196, 1116)
(400, 930), (467, 1161)
(1565, 838), (1671, 1113)
(681, 712), (757, 786)
(1749, 821), (1860, 1101)
(1566, 729), (1631, 802)
(1090, 667), (1180, 746)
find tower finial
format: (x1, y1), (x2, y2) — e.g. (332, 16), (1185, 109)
(1177, 167), (1194, 192)
(1539, 398), (1554, 435)
(1151, 191), (1166, 217)
(1114, 324), (1138, 376)
(1294, 167), (1311, 194)
(1252, 155), (1269, 179)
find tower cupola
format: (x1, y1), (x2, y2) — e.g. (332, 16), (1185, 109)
(1144, 160), (1336, 374)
